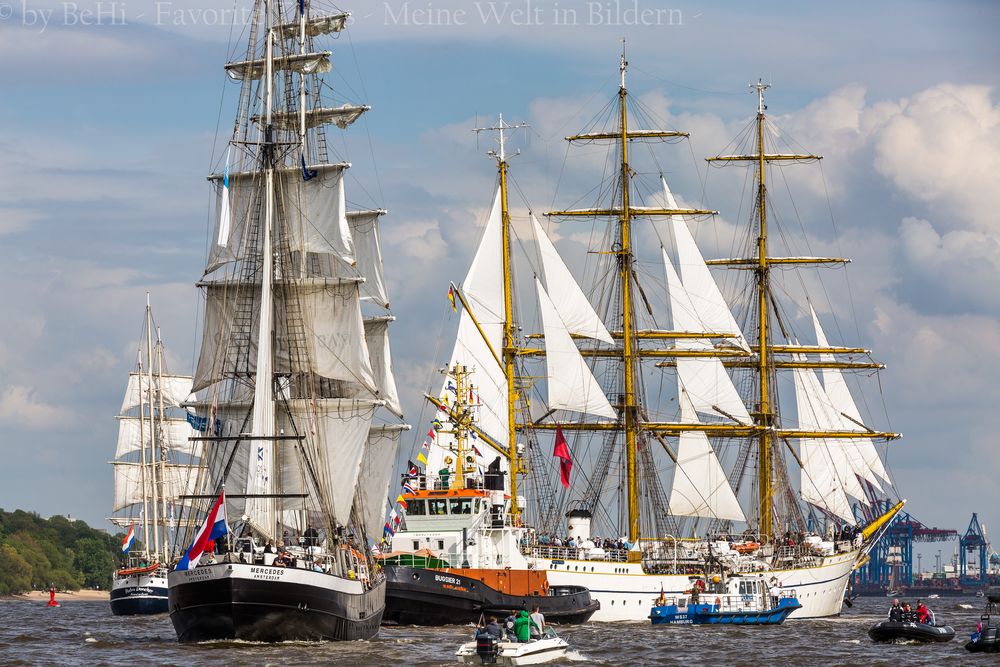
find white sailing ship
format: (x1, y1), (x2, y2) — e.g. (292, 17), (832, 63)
(408, 48), (904, 622)
(109, 295), (201, 615)
(165, 0), (408, 642)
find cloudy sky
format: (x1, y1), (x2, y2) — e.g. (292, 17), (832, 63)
(1, 0), (997, 565)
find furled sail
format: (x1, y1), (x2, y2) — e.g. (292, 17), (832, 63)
(531, 214), (613, 344)
(357, 424), (409, 540)
(115, 416), (200, 459)
(668, 390), (746, 521)
(793, 365), (857, 524)
(811, 307), (891, 488)
(120, 373), (193, 413)
(275, 13), (349, 40)
(259, 105), (370, 131)
(664, 248), (751, 423)
(535, 277), (617, 419)
(224, 51), (332, 81)
(662, 176), (749, 351)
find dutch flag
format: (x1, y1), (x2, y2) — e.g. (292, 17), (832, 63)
(174, 491), (229, 571)
(121, 523), (136, 554)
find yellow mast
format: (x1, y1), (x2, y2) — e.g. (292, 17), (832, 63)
(753, 81), (774, 539)
(617, 46), (641, 542)
(470, 115), (528, 517)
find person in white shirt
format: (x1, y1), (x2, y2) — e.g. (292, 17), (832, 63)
(529, 605), (545, 639)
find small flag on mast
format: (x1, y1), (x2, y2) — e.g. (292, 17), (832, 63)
(448, 286), (458, 313)
(553, 427), (573, 489)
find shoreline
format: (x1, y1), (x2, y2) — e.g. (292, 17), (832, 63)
(2, 589), (110, 602)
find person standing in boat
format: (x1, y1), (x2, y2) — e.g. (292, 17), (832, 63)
(769, 577), (783, 608)
(916, 600), (930, 624)
(529, 605), (546, 638)
(888, 599), (903, 621)
(514, 610), (537, 642)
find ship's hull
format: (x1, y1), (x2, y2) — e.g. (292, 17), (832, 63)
(383, 565), (599, 625)
(528, 549), (858, 621)
(167, 563), (384, 642)
(110, 571), (168, 615)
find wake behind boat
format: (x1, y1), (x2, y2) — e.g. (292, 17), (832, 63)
(166, 0), (408, 643)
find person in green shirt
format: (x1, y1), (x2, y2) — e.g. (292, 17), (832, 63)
(513, 609), (538, 642)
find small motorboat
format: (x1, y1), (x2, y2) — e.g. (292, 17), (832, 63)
(965, 588), (1000, 653)
(457, 629), (569, 665)
(868, 620), (955, 643)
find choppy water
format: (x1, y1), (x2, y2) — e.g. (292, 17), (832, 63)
(0, 595), (986, 666)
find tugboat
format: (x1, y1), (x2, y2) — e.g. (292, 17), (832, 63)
(966, 587), (1000, 653)
(383, 366), (599, 626)
(649, 573), (801, 625)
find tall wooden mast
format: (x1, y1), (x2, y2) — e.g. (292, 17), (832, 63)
(471, 115), (529, 516)
(617, 45), (641, 542)
(752, 81), (775, 539)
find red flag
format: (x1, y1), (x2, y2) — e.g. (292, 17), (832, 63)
(553, 427), (573, 489)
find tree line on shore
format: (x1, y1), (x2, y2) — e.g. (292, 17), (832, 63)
(0, 509), (121, 595)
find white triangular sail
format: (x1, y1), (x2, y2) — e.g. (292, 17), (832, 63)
(531, 214), (613, 344)
(668, 391), (746, 521)
(811, 307), (892, 488)
(793, 366), (857, 525)
(662, 176), (749, 351)
(664, 249), (751, 423)
(535, 278), (616, 419)
(432, 187), (509, 469)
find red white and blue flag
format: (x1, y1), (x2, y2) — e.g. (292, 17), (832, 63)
(175, 491), (229, 571)
(121, 523), (136, 554)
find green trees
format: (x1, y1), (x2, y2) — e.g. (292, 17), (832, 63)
(0, 509), (121, 595)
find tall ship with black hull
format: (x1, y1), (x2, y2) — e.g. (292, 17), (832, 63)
(394, 47), (905, 623)
(167, 0), (408, 642)
(110, 296), (201, 615)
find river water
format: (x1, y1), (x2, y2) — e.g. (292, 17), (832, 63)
(0, 595), (985, 665)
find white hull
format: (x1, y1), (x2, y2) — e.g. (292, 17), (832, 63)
(528, 550), (857, 621)
(457, 637), (569, 665)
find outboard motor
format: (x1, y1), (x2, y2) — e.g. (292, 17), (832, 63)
(476, 635), (499, 664)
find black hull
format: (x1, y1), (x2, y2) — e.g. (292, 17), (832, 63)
(384, 565), (599, 626)
(967, 627), (1000, 653)
(110, 588), (168, 616)
(868, 620), (956, 643)
(168, 566), (385, 642)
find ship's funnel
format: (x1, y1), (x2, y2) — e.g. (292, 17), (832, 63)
(566, 508), (592, 542)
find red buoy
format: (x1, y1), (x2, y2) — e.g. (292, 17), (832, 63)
(47, 586), (60, 607)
